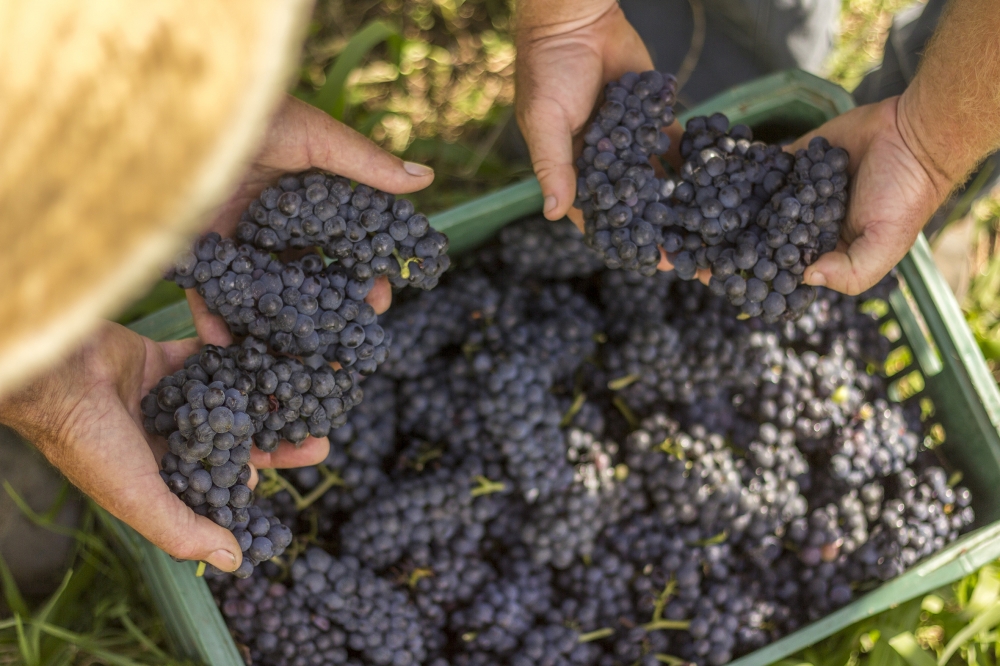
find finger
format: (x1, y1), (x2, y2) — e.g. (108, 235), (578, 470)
(658, 248), (711, 284)
(660, 121), (684, 171)
(289, 97), (434, 195)
(186, 290), (232, 347)
(803, 230), (904, 295)
(658, 247), (674, 271)
(159, 337), (204, 372)
(250, 436), (330, 469)
(521, 99), (579, 221)
(366, 277), (392, 315)
(247, 464), (259, 491)
(63, 408), (243, 571)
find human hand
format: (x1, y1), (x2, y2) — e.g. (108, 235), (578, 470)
(0, 323), (325, 571)
(515, 1), (683, 228)
(188, 95), (434, 342)
(789, 97), (955, 295)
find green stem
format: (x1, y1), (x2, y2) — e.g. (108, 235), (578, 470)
(643, 620), (692, 632)
(578, 627), (614, 643)
(392, 249), (422, 279)
(560, 393), (587, 427)
(471, 476), (506, 497)
(608, 374), (640, 391)
(612, 397), (639, 429)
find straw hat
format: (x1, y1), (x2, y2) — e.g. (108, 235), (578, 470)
(0, 0), (310, 398)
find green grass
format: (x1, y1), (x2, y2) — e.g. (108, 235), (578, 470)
(0, 484), (187, 666)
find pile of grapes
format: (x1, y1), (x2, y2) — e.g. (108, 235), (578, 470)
(204, 215), (974, 666)
(137, 70), (975, 664)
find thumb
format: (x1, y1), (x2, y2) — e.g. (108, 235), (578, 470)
(139, 481), (244, 572)
(804, 232), (904, 296)
(187, 289), (233, 347)
(520, 99), (579, 221)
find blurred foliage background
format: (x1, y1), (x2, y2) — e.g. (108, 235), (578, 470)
(294, 0), (526, 211)
(18, 0), (1000, 664)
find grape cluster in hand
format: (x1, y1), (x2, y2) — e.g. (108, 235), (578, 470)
(578, 71), (849, 322)
(144, 171), (450, 576)
(143, 343), (312, 577)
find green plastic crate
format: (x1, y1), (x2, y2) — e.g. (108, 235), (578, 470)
(123, 69), (1000, 665)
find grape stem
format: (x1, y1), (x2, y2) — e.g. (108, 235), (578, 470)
(470, 476), (506, 497)
(577, 627), (614, 643)
(259, 466), (345, 510)
(607, 374), (640, 391)
(560, 392), (587, 427)
(612, 397), (639, 429)
(392, 249), (422, 279)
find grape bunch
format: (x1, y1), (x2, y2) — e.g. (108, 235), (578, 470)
(217, 548), (431, 665)
(577, 70), (849, 322)
(176, 173), (449, 289)
(575, 72), (679, 277)
(168, 234), (390, 374)
(679, 116), (847, 322)
(142, 341), (364, 576)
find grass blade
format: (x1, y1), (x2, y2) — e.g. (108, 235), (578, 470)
(32, 621), (146, 666)
(0, 550), (29, 618)
(29, 569), (73, 664)
(311, 19), (399, 119)
(3, 482), (107, 557)
(14, 615), (37, 666)
(889, 632), (937, 666)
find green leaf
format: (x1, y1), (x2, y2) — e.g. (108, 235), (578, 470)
(312, 20), (400, 120)
(939, 601), (1000, 665)
(889, 632), (937, 666)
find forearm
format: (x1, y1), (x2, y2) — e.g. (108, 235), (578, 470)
(899, 0), (1000, 192)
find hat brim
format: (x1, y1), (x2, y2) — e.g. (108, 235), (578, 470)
(0, 0), (311, 397)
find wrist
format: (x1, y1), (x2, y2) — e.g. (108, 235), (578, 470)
(897, 82), (981, 198)
(515, 0), (618, 41)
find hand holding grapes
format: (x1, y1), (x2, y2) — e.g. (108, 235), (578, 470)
(788, 98), (952, 295)
(514, 0), (681, 227)
(189, 95), (434, 343)
(793, 0), (1000, 295)
(0, 324), (254, 571)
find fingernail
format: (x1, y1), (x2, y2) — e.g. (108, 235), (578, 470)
(808, 272), (827, 287)
(543, 195), (557, 214)
(208, 549), (238, 572)
(403, 161), (433, 177)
